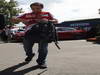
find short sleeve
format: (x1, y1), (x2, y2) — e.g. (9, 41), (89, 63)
(17, 14), (26, 19)
(48, 12), (54, 20)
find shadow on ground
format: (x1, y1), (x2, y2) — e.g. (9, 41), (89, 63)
(0, 62), (47, 75)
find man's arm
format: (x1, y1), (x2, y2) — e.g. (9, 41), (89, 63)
(48, 12), (58, 24)
(49, 19), (58, 24)
(11, 13), (28, 24)
(11, 17), (26, 24)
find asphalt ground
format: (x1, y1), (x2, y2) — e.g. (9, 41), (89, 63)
(0, 40), (100, 75)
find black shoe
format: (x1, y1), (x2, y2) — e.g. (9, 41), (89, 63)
(38, 64), (47, 69)
(25, 53), (35, 62)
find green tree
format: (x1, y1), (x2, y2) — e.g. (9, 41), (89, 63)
(0, 0), (23, 25)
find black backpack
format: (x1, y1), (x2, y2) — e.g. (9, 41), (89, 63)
(24, 21), (60, 49)
(25, 21), (57, 43)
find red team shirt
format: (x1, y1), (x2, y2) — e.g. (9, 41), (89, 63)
(18, 11), (54, 26)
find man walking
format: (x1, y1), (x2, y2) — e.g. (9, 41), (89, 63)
(11, 2), (58, 69)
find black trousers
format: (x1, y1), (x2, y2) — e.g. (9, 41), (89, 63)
(0, 31), (8, 41)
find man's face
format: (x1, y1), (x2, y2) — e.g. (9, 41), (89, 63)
(31, 5), (42, 13)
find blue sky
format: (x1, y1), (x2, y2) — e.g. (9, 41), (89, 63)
(6, 0), (100, 22)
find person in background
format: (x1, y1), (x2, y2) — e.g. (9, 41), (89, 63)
(0, 14), (7, 42)
(5, 25), (12, 42)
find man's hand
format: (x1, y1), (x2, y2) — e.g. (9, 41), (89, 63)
(11, 18), (30, 24)
(11, 18), (21, 23)
(49, 19), (58, 24)
(35, 18), (49, 23)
